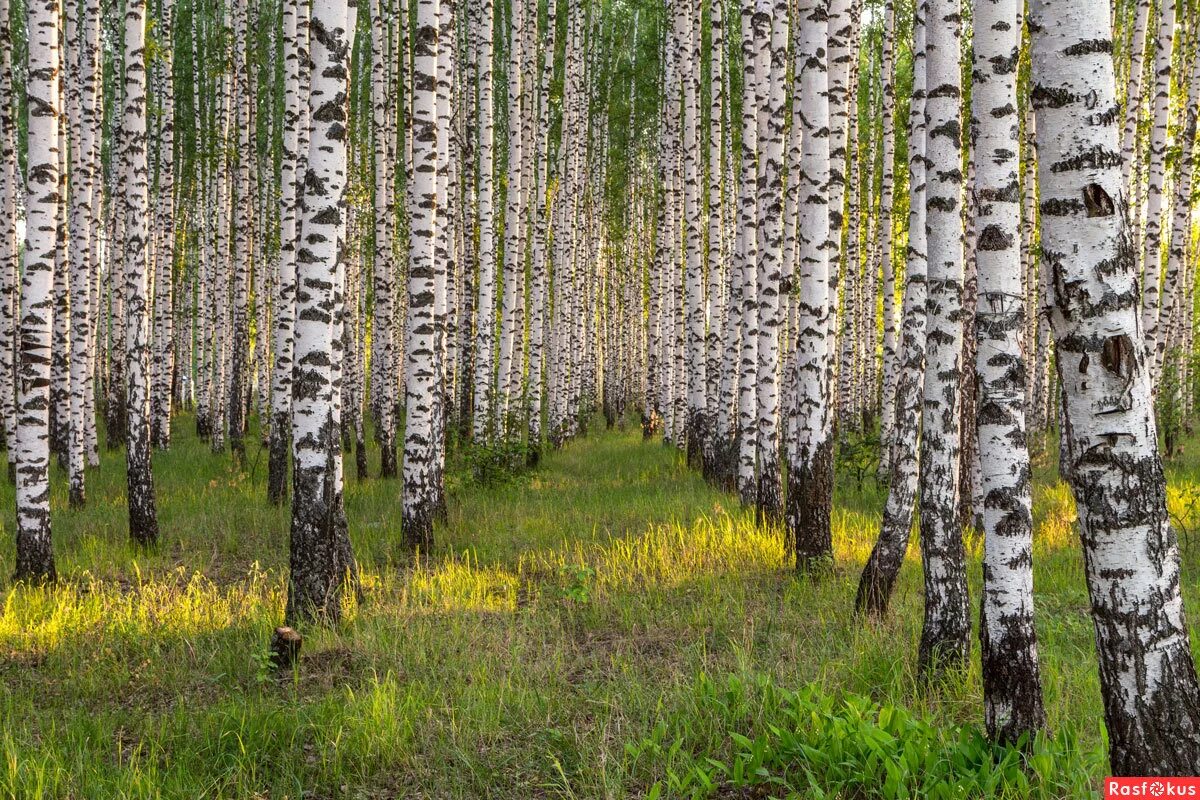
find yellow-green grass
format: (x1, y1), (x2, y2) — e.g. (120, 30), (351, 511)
(0, 415), (1193, 798)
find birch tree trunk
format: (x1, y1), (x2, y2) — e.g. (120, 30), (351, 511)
(287, 0), (356, 625)
(707, 0), (731, 487)
(15, 0), (62, 582)
(497, 0), (524, 428)
(736, 0), (760, 507)
(972, 0), (1046, 740)
(1119, 0), (1151, 196)
(787, 0), (834, 568)
(753, 1), (785, 523)
(371, 0), (397, 477)
(268, 0), (303, 505)
(856, 1), (927, 615)
(472, 0), (497, 442)
(123, 0), (160, 548)
(402, 0), (443, 552)
(67, 0), (101, 505)
(1138, 0), (1175, 381)
(1031, 0), (1200, 773)
(915, 0), (970, 673)
(0, 0), (16, 480)
(150, 0), (175, 452)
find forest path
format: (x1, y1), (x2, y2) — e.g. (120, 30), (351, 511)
(0, 419), (1161, 797)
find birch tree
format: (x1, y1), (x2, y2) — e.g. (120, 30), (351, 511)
(972, 0), (1046, 740)
(787, 0), (834, 568)
(268, 0), (303, 505)
(123, 0), (160, 547)
(402, 0), (443, 552)
(1031, 0), (1200, 772)
(856, 0), (927, 615)
(287, 0), (357, 624)
(14, 0), (63, 582)
(1139, 0), (1175, 381)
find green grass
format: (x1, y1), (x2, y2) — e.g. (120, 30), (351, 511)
(3, 414), (1198, 798)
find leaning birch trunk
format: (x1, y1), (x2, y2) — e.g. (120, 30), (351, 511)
(786, 0), (834, 569)
(856, 0), (927, 616)
(14, 0), (62, 582)
(1030, 0), (1200, 774)
(123, 0), (159, 548)
(287, 0), (356, 625)
(402, 0), (443, 552)
(972, 0), (1046, 741)
(915, 0), (970, 673)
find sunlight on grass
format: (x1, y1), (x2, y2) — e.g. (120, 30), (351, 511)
(5, 419), (1190, 797)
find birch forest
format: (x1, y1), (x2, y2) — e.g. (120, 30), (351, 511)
(3, 0), (1200, 793)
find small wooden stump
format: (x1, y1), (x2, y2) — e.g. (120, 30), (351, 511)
(270, 626), (302, 670)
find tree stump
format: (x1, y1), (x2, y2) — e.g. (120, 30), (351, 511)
(270, 626), (302, 670)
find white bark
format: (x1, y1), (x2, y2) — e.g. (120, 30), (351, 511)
(287, 0), (356, 624)
(15, 0), (62, 581)
(972, 0), (1046, 740)
(403, 0), (444, 551)
(1031, 0), (1200, 772)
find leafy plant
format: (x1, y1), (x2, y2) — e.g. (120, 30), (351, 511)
(626, 674), (1101, 799)
(559, 564), (596, 605)
(453, 439), (532, 489)
(837, 428), (882, 490)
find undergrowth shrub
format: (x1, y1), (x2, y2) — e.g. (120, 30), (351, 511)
(451, 439), (531, 489)
(625, 673), (1101, 799)
(836, 428), (882, 491)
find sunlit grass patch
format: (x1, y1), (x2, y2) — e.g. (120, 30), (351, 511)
(3, 418), (1192, 797)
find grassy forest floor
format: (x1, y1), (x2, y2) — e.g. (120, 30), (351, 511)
(4, 413), (1195, 798)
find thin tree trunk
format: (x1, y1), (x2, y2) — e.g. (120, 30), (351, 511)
(972, 0), (1047, 740)
(123, 0), (160, 548)
(856, 1), (927, 616)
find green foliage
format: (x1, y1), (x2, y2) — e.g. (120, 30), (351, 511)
(452, 437), (532, 490)
(1157, 347), (1187, 459)
(559, 563), (597, 604)
(627, 674), (1098, 799)
(836, 427), (882, 491)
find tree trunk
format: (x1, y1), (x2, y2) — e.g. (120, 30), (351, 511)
(402, 0), (444, 552)
(14, 0), (62, 582)
(287, 0), (356, 625)
(856, 1), (927, 617)
(972, 0), (1046, 740)
(787, 0), (834, 570)
(269, 0), (304, 505)
(1030, 0), (1200, 773)
(123, 0), (160, 548)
